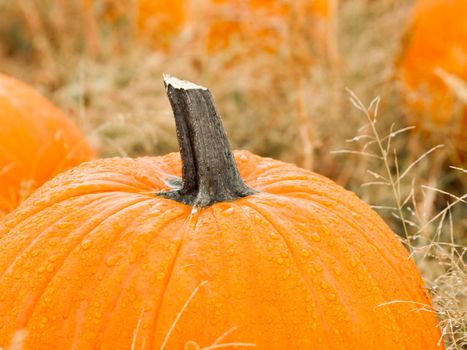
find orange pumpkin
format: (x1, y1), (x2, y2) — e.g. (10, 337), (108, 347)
(82, 0), (185, 48)
(399, 0), (467, 152)
(137, 0), (185, 47)
(0, 73), (95, 217)
(203, 0), (328, 53)
(0, 77), (443, 349)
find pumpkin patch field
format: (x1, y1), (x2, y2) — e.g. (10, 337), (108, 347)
(0, 0), (465, 349)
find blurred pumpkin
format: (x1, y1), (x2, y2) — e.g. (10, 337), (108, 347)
(203, 0), (329, 53)
(82, 0), (185, 48)
(399, 0), (467, 153)
(0, 73), (95, 217)
(137, 0), (185, 47)
(0, 77), (443, 349)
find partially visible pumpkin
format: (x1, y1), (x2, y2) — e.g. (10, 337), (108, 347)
(203, 0), (329, 53)
(398, 0), (467, 153)
(82, 0), (186, 49)
(0, 73), (95, 216)
(136, 0), (186, 47)
(0, 77), (443, 349)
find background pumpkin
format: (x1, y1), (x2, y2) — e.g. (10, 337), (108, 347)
(201, 0), (328, 53)
(82, 0), (185, 48)
(136, 0), (185, 47)
(0, 77), (443, 349)
(0, 73), (95, 217)
(398, 0), (467, 154)
(83, 0), (327, 54)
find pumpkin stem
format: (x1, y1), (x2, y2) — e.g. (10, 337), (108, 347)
(157, 75), (256, 208)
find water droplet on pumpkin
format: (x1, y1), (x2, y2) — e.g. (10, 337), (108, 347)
(129, 254), (137, 264)
(314, 264), (323, 272)
(46, 264), (54, 273)
(310, 232), (321, 242)
(271, 233), (280, 240)
(222, 207), (235, 216)
(48, 255), (57, 262)
(48, 239), (58, 247)
(301, 250), (310, 257)
(156, 272), (164, 280)
(106, 257), (118, 267)
(38, 266), (45, 273)
(238, 153), (248, 162)
(81, 240), (92, 250)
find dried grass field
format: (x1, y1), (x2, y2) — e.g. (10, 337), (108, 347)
(0, 0), (465, 348)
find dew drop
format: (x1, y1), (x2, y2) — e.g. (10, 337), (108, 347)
(81, 240), (92, 250)
(238, 153), (248, 162)
(222, 207), (235, 216)
(310, 232), (321, 242)
(322, 226), (331, 236)
(106, 257), (118, 267)
(271, 233), (280, 240)
(129, 254), (137, 264)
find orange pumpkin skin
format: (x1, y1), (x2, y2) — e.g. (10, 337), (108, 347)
(0, 151), (443, 349)
(399, 0), (467, 151)
(0, 74), (95, 216)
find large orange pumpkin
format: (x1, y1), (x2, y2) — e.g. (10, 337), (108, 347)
(398, 0), (467, 152)
(0, 77), (443, 349)
(0, 73), (95, 217)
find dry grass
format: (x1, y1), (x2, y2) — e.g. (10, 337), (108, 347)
(336, 91), (466, 349)
(0, 0), (465, 348)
